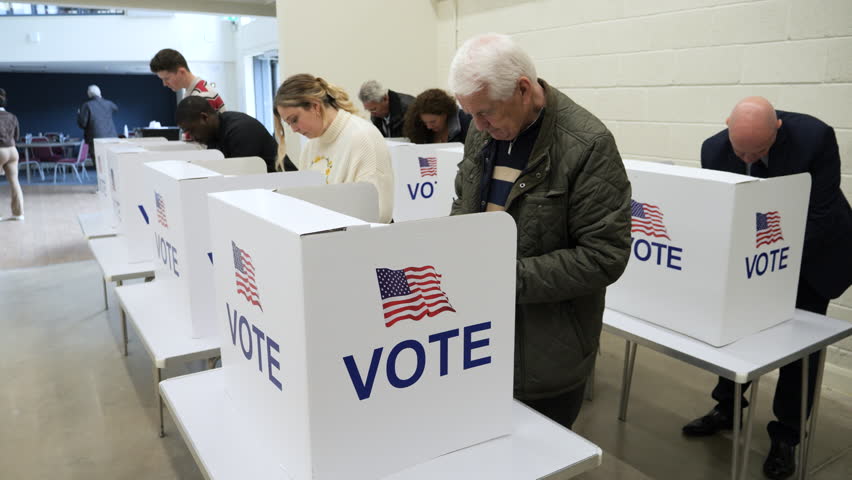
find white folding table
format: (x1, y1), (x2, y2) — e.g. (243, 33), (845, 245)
(77, 211), (117, 239)
(603, 308), (852, 480)
(87, 236), (156, 354)
(160, 369), (602, 480)
(116, 281), (220, 438)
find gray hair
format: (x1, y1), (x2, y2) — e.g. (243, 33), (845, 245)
(448, 33), (537, 100)
(358, 80), (388, 103)
(87, 85), (102, 98)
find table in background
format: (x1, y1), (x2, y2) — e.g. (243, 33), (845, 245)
(117, 281), (219, 438)
(78, 212), (116, 239)
(603, 308), (852, 480)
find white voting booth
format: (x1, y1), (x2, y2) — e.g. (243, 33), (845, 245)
(388, 142), (462, 221)
(208, 188), (516, 480)
(94, 137), (169, 218)
(608, 160), (810, 346)
(110, 146), (223, 263)
(144, 159), (323, 338)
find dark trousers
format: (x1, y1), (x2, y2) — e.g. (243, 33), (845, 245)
(522, 382), (587, 430)
(712, 279), (829, 445)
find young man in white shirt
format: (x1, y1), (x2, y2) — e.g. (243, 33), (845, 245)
(149, 48), (225, 112)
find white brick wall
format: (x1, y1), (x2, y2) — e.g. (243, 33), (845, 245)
(444, 0), (852, 370)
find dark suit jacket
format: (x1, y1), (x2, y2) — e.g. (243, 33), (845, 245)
(77, 97), (118, 143)
(371, 89), (414, 138)
(701, 111), (852, 300)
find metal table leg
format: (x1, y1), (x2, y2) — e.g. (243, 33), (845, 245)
(156, 367), (165, 438)
(739, 377), (760, 480)
(120, 307), (128, 357)
(619, 340), (637, 421)
(732, 383), (742, 480)
(102, 278), (108, 310)
(115, 280), (126, 355)
(797, 355), (809, 480)
(802, 350), (826, 478)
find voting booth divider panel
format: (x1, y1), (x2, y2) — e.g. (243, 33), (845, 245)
(144, 160), (324, 338)
(608, 160), (810, 346)
(111, 145), (222, 263)
(388, 142), (462, 222)
(209, 188), (516, 479)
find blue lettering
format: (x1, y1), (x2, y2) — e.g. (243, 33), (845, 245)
(222, 304), (283, 392)
(756, 252), (768, 276)
(428, 329), (460, 376)
(387, 340), (426, 389)
(171, 244), (179, 277)
(343, 348), (384, 401)
(633, 239), (651, 261)
(464, 322), (492, 370)
(154, 232), (180, 278)
(651, 242), (666, 265)
(667, 246), (683, 271)
(252, 325), (266, 372)
(226, 303), (239, 345)
(421, 182), (435, 199)
(267, 337), (282, 391)
(407, 183), (419, 200)
(745, 255), (758, 279)
(239, 316), (253, 360)
(745, 247), (791, 278)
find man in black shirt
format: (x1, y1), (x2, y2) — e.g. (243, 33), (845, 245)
(176, 96), (294, 172)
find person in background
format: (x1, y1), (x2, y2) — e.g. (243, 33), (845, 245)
(274, 74), (394, 223)
(683, 96), (852, 480)
(403, 88), (472, 144)
(0, 88), (23, 221)
(448, 33), (632, 430)
(150, 48), (225, 112)
(358, 80), (413, 138)
(77, 84), (117, 169)
(175, 96), (293, 173)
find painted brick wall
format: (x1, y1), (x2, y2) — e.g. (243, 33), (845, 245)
(440, 0), (852, 369)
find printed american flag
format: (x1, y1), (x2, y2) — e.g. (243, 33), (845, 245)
(755, 211), (784, 248)
(155, 192), (168, 228)
(376, 266), (455, 328)
(631, 199), (670, 240)
(418, 156), (438, 177)
(233, 241), (262, 311)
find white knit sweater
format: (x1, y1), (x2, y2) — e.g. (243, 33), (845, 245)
(298, 110), (394, 223)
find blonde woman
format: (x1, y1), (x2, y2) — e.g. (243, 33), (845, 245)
(273, 74), (393, 223)
(0, 88), (23, 221)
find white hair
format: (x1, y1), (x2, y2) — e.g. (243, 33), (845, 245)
(87, 85), (102, 98)
(448, 33), (537, 100)
(358, 80), (388, 103)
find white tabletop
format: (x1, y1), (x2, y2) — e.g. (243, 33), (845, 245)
(116, 282), (219, 369)
(77, 212), (117, 239)
(604, 308), (852, 383)
(160, 370), (602, 480)
(88, 236), (155, 282)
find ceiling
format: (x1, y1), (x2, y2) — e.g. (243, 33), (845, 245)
(0, 61), (155, 75)
(2, 1), (277, 75)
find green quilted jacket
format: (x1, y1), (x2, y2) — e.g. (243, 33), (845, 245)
(451, 80), (632, 399)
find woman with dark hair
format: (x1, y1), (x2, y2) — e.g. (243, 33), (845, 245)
(403, 89), (472, 144)
(0, 88), (23, 221)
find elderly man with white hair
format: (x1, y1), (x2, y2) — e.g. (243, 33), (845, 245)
(448, 33), (632, 429)
(77, 84), (118, 165)
(358, 80), (414, 138)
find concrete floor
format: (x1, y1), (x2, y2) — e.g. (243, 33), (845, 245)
(0, 261), (850, 479)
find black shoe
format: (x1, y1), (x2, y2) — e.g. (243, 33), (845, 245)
(682, 408), (735, 437)
(763, 439), (795, 479)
